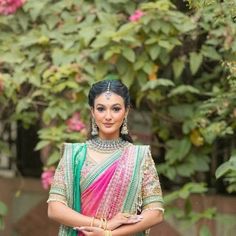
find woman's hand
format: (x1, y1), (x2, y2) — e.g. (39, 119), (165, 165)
(74, 226), (104, 236)
(74, 213), (143, 234)
(107, 212), (143, 230)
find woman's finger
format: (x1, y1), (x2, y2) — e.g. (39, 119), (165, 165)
(78, 226), (94, 232)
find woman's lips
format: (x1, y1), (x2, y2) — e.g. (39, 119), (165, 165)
(103, 123), (113, 127)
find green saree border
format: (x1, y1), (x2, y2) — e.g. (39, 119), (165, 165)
(122, 145), (147, 212)
(81, 150), (122, 192)
(58, 143), (87, 236)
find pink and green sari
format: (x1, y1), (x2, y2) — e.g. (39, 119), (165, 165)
(49, 142), (164, 236)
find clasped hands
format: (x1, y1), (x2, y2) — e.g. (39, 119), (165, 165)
(74, 212), (143, 236)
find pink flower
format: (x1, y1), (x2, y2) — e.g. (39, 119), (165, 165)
(41, 169), (55, 190)
(129, 10), (144, 22)
(66, 112), (85, 132)
(0, 0), (25, 15)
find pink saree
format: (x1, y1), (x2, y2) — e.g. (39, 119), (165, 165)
(48, 142), (163, 236)
(79, 145), (138, 235)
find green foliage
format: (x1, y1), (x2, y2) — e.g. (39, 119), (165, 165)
(0, 0), (236, 232)
(216, 151), (236, 193)
(0, 201), (7, 230)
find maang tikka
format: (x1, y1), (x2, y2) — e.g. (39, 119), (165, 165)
(105, 81), (112, 100)
(91, 117), (98, 136)
(121, 116), (129, 135)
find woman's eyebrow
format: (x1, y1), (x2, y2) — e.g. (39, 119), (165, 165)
(96, 103), (122, 107)
(112, 103), (122, 106)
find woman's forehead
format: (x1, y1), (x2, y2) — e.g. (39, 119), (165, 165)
(94, 92), (125, 105)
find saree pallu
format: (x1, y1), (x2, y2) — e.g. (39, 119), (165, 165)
(48, 143), (164, 236)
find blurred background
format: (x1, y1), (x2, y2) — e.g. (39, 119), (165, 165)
(0, 0), (236, 235)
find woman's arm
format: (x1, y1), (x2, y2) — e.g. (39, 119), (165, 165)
(48, 202), (139, 230)
(48, 201), (97, 227)
(78, 210), (163, 236)
(112, 210), (163, 236)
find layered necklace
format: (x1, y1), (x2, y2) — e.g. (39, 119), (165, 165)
(86, 137), (128, 153)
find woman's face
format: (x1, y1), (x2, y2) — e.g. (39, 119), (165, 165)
(91, 92), (128, 140)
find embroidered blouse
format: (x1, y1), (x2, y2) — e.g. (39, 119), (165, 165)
(48, 144), (164, 214)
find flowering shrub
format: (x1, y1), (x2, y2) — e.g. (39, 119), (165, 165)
(66, 112), (86, 132)
(0, 0), (236, 233)
(0, 0), (25, 15)
(129, 10), (144, 22)
(41, 168), (55, 190)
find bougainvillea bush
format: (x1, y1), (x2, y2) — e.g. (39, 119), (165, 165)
(0, 0), (236, 234)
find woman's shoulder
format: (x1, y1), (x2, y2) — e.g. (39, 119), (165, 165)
(61, 142), (86, 150)
(62, 142), (86, 146)
(128, 143), (151, 159)
(130, 143), (150, 150)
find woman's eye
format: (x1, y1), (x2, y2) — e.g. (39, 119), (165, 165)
(97, 107), (104, 112)
(113, 107), (121, 112)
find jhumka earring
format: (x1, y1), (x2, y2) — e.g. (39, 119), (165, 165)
(91, 118), (98, 136)
(121, 117), (129, 135)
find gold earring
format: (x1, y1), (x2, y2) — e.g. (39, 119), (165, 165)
(91, 118), (98, 136)
(121, 117), (128, 135)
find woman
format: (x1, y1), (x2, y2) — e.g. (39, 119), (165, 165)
(47, 80), (164, 236)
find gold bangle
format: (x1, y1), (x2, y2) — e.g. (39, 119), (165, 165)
(104, 230), (112, 236)
(90, 216), (95, 227)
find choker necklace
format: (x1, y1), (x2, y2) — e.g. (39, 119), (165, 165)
(86, 137), (128, 153)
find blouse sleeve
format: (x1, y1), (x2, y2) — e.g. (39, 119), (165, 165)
(47, 144), (68, 206)
(141, 146), (164, 213)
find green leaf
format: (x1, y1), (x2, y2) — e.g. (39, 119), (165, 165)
(148, 45), (161, 60)
(35, 140), (51, 151)
(158, 40), (174, 50)
(201, 45), (221, 60)
(169, 104), (194, 121)
(215, 161), (236, 179)
(179, 189), (189, 199)
(15, 98), (32, 113)
(26, 1), (49, 21)
(0, 201), (7, 216)
(122, 67), (135, 88)
(190, 52), (203, 75)
(166, 138), (192, 163)
(172, 58), (185, 78)
(143, 62), (153, 74)
(91, 36), (110, 48)
(141, 79), (175, 91)
(122, 47), (135, 63)
(176, 163), (195, 177)
(190, 154), (210, 172)
(46, 151), (60, 166)
(80, 27), (96, 46)
(168, 85), (200, 97)
(199, 225), (211, 236)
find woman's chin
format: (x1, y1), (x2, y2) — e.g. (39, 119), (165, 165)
(99, 129), (119, 138)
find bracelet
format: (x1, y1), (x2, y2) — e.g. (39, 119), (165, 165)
(90, 216), (95, 227)
(104, 230), (112, 236)
(99, 218), (104, 228)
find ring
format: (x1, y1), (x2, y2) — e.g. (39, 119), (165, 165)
(123, 213), (132, 218)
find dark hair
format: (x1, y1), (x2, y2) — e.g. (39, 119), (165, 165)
(88, 79), (133, 143)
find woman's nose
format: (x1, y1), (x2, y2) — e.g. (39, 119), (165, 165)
(105, 111), (112, 120)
